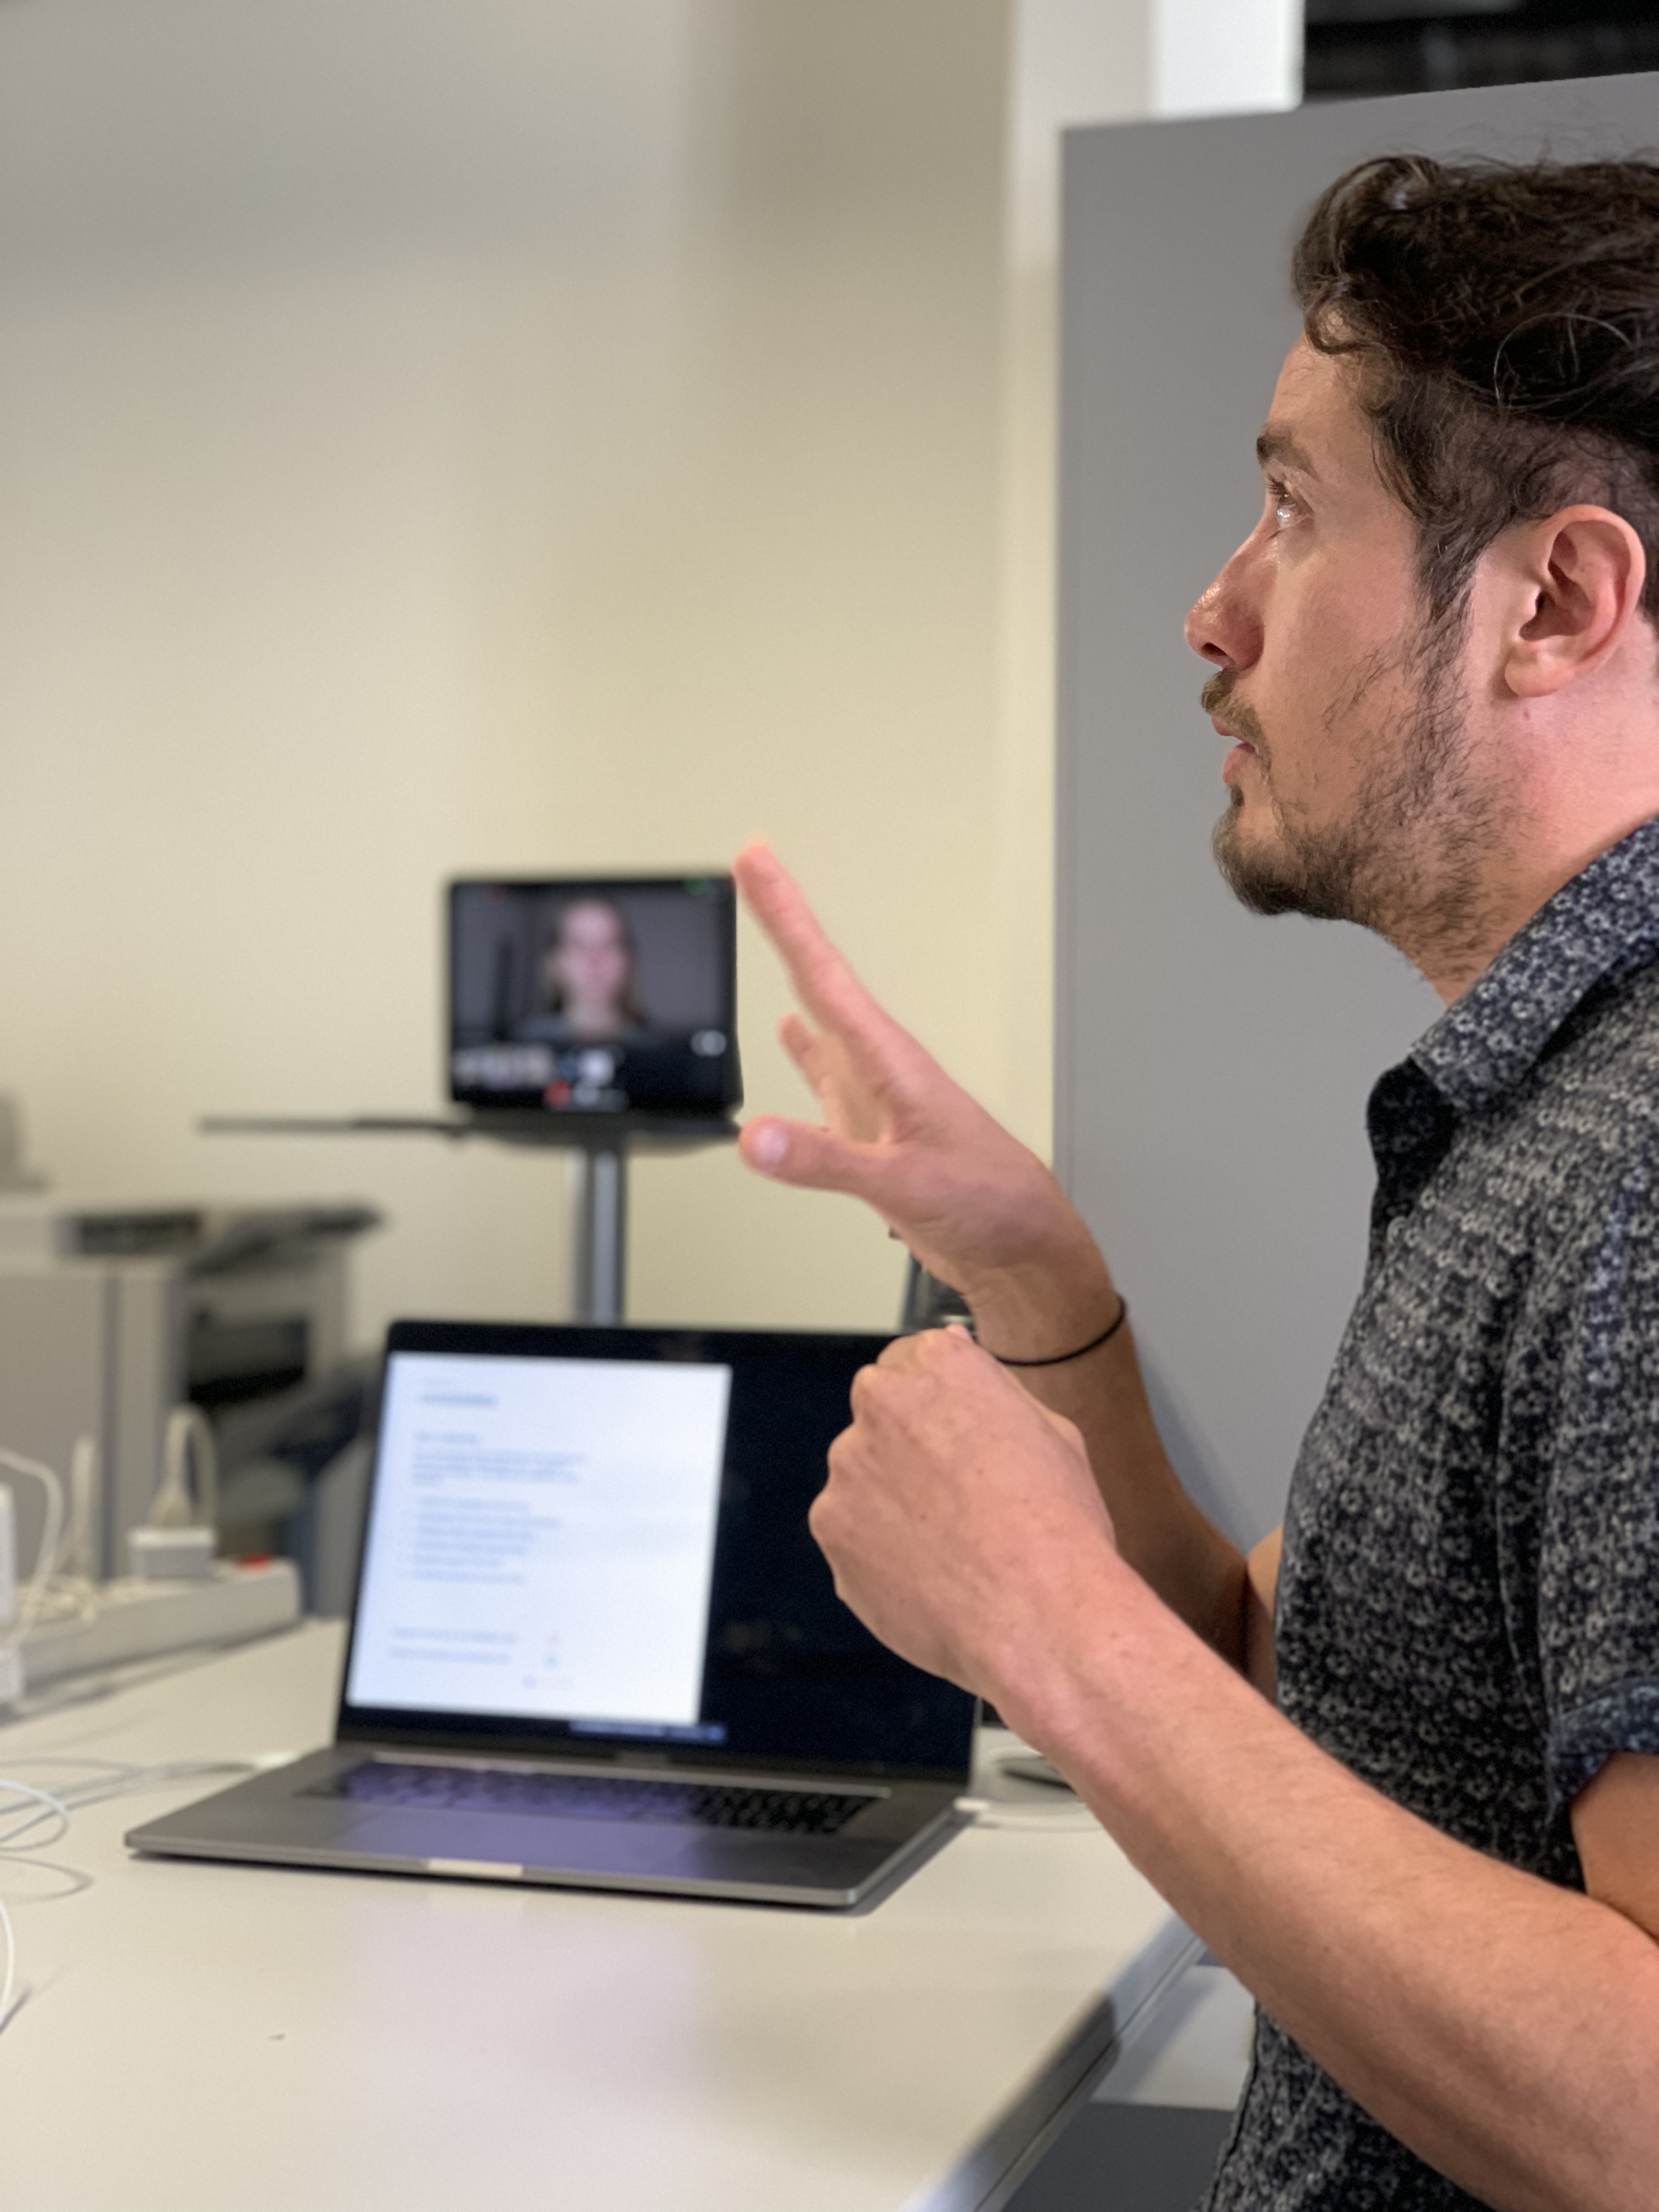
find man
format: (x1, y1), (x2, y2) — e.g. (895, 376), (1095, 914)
(733, 156), (1659, 2210)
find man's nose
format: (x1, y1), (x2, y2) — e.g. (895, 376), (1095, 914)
(1184, 543), (1262, 673)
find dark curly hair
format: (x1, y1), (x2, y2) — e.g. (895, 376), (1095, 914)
(1294, 155), (1659, 627)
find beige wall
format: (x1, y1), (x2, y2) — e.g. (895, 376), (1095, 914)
(0, 0), (1296, 1350)
(0, 0), (1018, 1340)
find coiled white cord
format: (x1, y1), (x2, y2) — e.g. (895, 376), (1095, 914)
(0, 1774), (70, 2036)
(0, 1760), (253, 2038)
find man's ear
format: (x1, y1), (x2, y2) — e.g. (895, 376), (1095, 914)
(1501, 506), (1649, 699)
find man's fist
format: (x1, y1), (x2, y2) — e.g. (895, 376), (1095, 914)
(811, 1327), (1121, 1708)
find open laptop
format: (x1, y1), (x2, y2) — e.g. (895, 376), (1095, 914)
(128, 1319), (976, 1908)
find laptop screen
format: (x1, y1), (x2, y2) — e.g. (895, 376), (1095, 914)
(339, 1322), (976, 1781)
(448, 876), (740, 1118)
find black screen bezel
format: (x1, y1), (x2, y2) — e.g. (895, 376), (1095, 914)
(446, 874), (740, 1118)
(336, 1319), (975, 1785)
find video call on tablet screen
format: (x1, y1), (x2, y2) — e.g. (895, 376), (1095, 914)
(448, 876), (740, 1117)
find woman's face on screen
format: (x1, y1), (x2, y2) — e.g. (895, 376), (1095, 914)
(546, 901), (633, 1027)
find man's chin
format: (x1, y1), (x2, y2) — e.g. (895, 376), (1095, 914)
(1214, 807), (1278, 909)
(1214, 807), (1316, 919)
(1212, 806), (1368, 927)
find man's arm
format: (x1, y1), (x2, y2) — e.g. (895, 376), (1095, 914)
(1045, 1561), (1659, 2212)
(732, 844), (1269, 1677)
(1577, 1751), (1659, 1932)
(817, 1330), (1659, 2212)
(1244, 1524), (1282, 1700)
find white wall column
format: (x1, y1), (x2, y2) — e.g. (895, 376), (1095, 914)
(1154, 0), (1302, 119)
(991, 0), (1300, 1156)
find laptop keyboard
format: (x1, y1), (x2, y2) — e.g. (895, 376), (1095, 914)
(313, 1760), (879, 1836)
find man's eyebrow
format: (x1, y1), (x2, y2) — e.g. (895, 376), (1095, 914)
(1256, 425), (1319, 479)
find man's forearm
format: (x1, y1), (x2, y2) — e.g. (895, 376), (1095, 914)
(997, 1548), (1659, 2212)
(1026, 1327), (1255, 1665)
(967, 1257), (1255, 1667)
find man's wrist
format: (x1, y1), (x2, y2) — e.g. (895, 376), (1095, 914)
(963, 1239), (1120, 1365)
(980, 1535), (1150, 1758)
(982, 1546), (1243, 1827)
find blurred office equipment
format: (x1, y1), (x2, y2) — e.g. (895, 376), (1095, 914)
(0, 1195), (379, 1583)
(0, 1095), (46, 1193)
(1306, 0), (1659, 103)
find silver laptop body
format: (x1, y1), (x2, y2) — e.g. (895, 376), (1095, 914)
(128, 1321), (974, 1910)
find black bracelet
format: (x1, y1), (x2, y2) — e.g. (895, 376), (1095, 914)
(984, 1295), (1128, 1369)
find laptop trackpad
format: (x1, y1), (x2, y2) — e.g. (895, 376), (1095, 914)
(337, 1807), (702, 1879)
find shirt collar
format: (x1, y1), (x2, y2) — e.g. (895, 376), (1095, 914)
(1412, 812), (1659, 1116)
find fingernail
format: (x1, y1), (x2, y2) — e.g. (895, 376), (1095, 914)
(751, 1123), (788, 1172)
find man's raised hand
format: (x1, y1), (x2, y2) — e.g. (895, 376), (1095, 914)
(732, 843), (1104, 1313)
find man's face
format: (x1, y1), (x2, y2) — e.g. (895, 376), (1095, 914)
(1188, 338), (1493, 941)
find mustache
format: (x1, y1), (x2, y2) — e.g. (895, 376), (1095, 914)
(1201, 672), (1269, 757)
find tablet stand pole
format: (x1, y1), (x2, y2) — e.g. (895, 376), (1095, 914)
(199, 1111), (739, 1331)
(569, 1142), (627, 1324)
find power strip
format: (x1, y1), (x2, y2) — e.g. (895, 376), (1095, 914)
(1, 1560), (301, 1700)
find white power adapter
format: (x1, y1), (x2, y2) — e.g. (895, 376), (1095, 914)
(128, 1525), (216, 1580)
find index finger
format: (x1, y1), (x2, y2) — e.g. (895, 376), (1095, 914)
(733, 842), (907, 1058)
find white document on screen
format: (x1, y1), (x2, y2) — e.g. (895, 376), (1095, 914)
(346, 1353), (732, 1726)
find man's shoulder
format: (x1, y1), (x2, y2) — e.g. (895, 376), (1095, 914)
(1420, 950), (1659, 1278)
(1526, 946), (1659, 1142)
(1468, 952), (1659, 1301)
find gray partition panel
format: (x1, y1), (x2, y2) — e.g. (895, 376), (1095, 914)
(1057, 73), (1659, 1543)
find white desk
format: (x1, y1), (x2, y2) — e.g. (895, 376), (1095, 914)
(0, 1624), (1190, 2212)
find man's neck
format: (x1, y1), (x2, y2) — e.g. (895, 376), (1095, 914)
(1409, 800), (1659, 1005)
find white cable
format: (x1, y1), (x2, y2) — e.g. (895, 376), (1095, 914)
(0, 1445), (93, 1655)
(0, 1763), (250, 1850)
(0, 1779), (62, 2041)
(0, 1779), (71, 1852)
(154, 1407), (217, 1531)
(0, 1451), (65, 1650)
(64, 1436), (99, 1584)
(0, 1759), (256, 2034)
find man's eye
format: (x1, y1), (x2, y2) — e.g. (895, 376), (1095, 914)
(1268, 481), (1299, 530)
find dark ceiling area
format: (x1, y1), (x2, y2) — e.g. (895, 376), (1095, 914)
(1305, 0), (1659, 99)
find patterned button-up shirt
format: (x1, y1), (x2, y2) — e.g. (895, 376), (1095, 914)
(1206, 815), (1659, 2210)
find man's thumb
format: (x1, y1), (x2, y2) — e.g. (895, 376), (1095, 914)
(739, 1116), (878, 1199)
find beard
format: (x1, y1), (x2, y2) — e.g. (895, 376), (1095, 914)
(1207, 621), (1503, 968)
